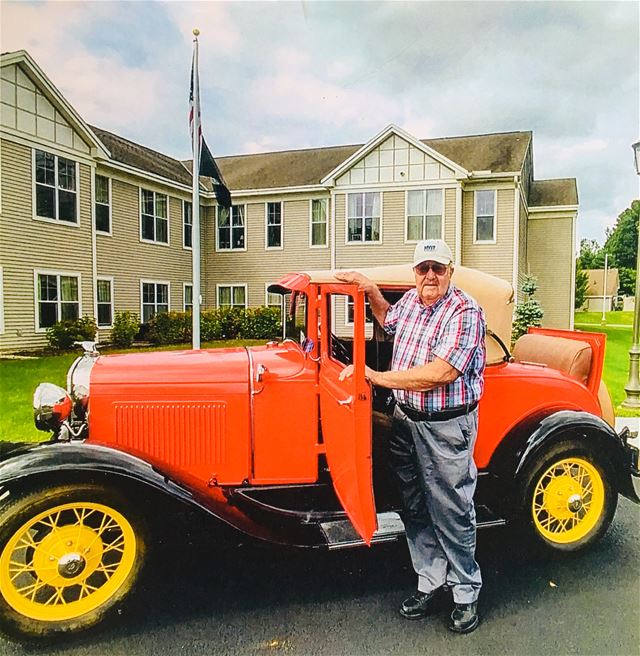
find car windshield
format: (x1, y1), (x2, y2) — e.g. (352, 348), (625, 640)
(283, 291), (307, 343)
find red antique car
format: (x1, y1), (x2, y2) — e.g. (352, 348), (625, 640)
(0, 263), (638, 641)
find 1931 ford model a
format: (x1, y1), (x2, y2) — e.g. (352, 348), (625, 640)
(1, 263), (638, 641)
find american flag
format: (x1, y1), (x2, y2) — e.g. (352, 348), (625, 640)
(189, 54), (232, 208)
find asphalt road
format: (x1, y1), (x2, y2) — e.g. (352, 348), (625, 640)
(2, 498), (639, 656)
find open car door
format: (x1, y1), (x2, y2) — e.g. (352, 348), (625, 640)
(318, 286), (377, 544)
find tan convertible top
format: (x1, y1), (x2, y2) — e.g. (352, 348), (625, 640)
(304, 263), (515, 365)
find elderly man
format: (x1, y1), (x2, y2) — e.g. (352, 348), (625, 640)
(337, 239), (486, 634)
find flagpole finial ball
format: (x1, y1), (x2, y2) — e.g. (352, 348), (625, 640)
(192, 28), (200, 36)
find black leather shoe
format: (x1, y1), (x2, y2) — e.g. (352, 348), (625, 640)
(399, 588), (444, 620)
(448, 601), (479, 633)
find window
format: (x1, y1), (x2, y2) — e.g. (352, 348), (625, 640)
(217, 284), (246, 309)
(35, 271), (80, 329)
(140, 189), (168, 244)
(346, 297), (373, 325)
(347, 192), (380, 243)
(266, 202), (282, 249)
(96, 278), (113, 327)
(95, 175), (111, 233)
(183, 201), (192, 249)
(184, 283), (193, 312)
(406, 189), (443, 241)
(310, 199), (328, 247)
(475, 190), (496, 242)
(217, 205), (245, 250)
(141, 281), (169, 323)
(266, 286), (284, 311)
(35, 150), (77, 223)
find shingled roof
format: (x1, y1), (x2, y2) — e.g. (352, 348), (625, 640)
(90, 125), (535, 191)
(529, 179), (578, 207)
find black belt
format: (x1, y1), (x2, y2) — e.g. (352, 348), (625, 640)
(399, 401), (478, 422)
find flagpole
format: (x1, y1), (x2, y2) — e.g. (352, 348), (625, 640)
(191, 29), (201, 349)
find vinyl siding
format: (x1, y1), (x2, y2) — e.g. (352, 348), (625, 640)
(205, 194), (332, 308)
(461, 187), (515, 284)
(444, 187), (457, 254)
(527, 213), (574, 328)
(0, 138), (93, 351)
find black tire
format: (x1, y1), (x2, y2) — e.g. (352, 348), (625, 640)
(0, 483), (147, 642)
(519, 440), (617, 553)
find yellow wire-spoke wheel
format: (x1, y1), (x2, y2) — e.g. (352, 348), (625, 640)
(531, 457), (605, 545)
(0, 501), (136, 622)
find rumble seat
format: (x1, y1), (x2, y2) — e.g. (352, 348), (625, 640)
(512, 333), (615, 427)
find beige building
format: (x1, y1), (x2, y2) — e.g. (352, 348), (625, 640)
(583, 268), (620, 312)
(0, 50), (578, 353)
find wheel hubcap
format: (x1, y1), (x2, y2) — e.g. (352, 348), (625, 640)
(57, 553), (86, 579)
(531, 457), (605, 545)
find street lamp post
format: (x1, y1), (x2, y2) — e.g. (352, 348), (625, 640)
(622, 141), (640, 408)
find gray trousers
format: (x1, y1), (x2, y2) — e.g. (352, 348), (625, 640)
(391, 405), (482, 604)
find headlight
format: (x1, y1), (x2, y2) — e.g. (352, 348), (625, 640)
(67, 351), (98, 418)
(33, 383), (72, 432)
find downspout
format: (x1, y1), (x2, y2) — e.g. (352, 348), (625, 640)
(90, 166), (98, 337)
(330, 186), (336, 270)
(570, 211), (577, 329)
(455, 184), (463, 265)
(512, 176), (520, 304)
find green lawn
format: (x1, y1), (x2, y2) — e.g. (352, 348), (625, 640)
(574, 310), (634, 326)
(0, 340), (264, 443)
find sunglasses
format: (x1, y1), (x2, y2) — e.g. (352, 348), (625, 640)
(414, 261), (449, 276)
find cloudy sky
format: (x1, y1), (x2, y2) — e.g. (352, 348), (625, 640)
(3, 1), (638, 244)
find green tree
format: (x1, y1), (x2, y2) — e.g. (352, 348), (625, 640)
(618, 267), (636, 296)
(574, 262), (589, 309)
(512, 276), (544, 345)
(604, 200), (639, 269)
(578, 239), (605, 269)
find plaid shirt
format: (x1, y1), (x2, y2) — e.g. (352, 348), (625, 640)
(383, 284), (486, 412)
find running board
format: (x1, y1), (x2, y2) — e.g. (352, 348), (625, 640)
(320, 506), (507, 550)
(321, 512), (405, 550)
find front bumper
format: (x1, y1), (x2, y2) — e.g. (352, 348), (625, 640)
(619, 427), (640, 503)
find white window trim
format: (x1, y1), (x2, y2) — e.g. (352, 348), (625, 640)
(309, 198), (329, 249)
(139, 188), (170, 246)
(344, 295), (373, 327)
(0, 266), (4, 334)
(31, 149), (80, 228)
(216, 283), (248, 309)
(183, 282), (193, 312)
(473, 189), (497, 244)
(139, 279), (171, 323)
(33, 268), (83, 333)
(345, 191), (383, 245)
(265, 201), (284, 251)
(95, 174), (112, 236)
(183, 200), (192, 251)
(216, 205), (247, 252)
(403, 188), (445, 244)
(96, 276), (114, 329)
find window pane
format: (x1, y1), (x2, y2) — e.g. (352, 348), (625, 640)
(96, 204), (110, 232)
(267, 202), (281, 224)
(141, 190), (154, 216)
(219, 287), (231, 306)
(155, 194), (167, 219)
(142, 304), (154, 323)
(218, 226), (231, 249)
(95, 175), (109, 203)
(184, 223), (192, 248)
(142, 214), (155, 240)
(347, 194), (362, 217)
(61, 302), (79, 321)
(267, 225), (281, 248)
(157, 284), (168, 304)
(39, 302), (57, 328)
(39, 275), (58, 301)
(157, 304), (169, 314)
(36, 151), (55, 185)
(60, 276), (78, 301)
(57, 158), (75, 191)
(36, 185), (55, 218)
(364, 192), (380, 217)
(425, 215), (441, 239)
(364, 217), (380, 242)
(142, 283), (154, 304)
(232, 206), (245, 226)
(184, 285), (193, 305)
(97, 279), (111, 303)
(407, 190), (423, 216)
(407, 216), (423, 241)
(97, 303), (112, 326)
(218, 207), (230, 227)
(58, 190), (77, 222)
(156, 217), (168, 243)
(348, 217), (362, 241)
(232, 226), (244, 249)
(477, 216), (494, 241)
(312, 222), (326, 246)
(233, 286), (246, 306)
(477, 190), (494, 216)
(312, 199), (327, 222)
(425, 189), (442, 215)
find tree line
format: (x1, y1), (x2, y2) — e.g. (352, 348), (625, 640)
(575, 199), (639, 308)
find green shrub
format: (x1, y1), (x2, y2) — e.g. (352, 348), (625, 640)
(512, 276), (544, 345)
(111, 311), (140, 348)
(147, 311), (191, 345)
(240, 307), (281, 339)
(46, 316), (97, 350)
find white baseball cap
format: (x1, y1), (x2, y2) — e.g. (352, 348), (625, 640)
(413, 239), (454, 267)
